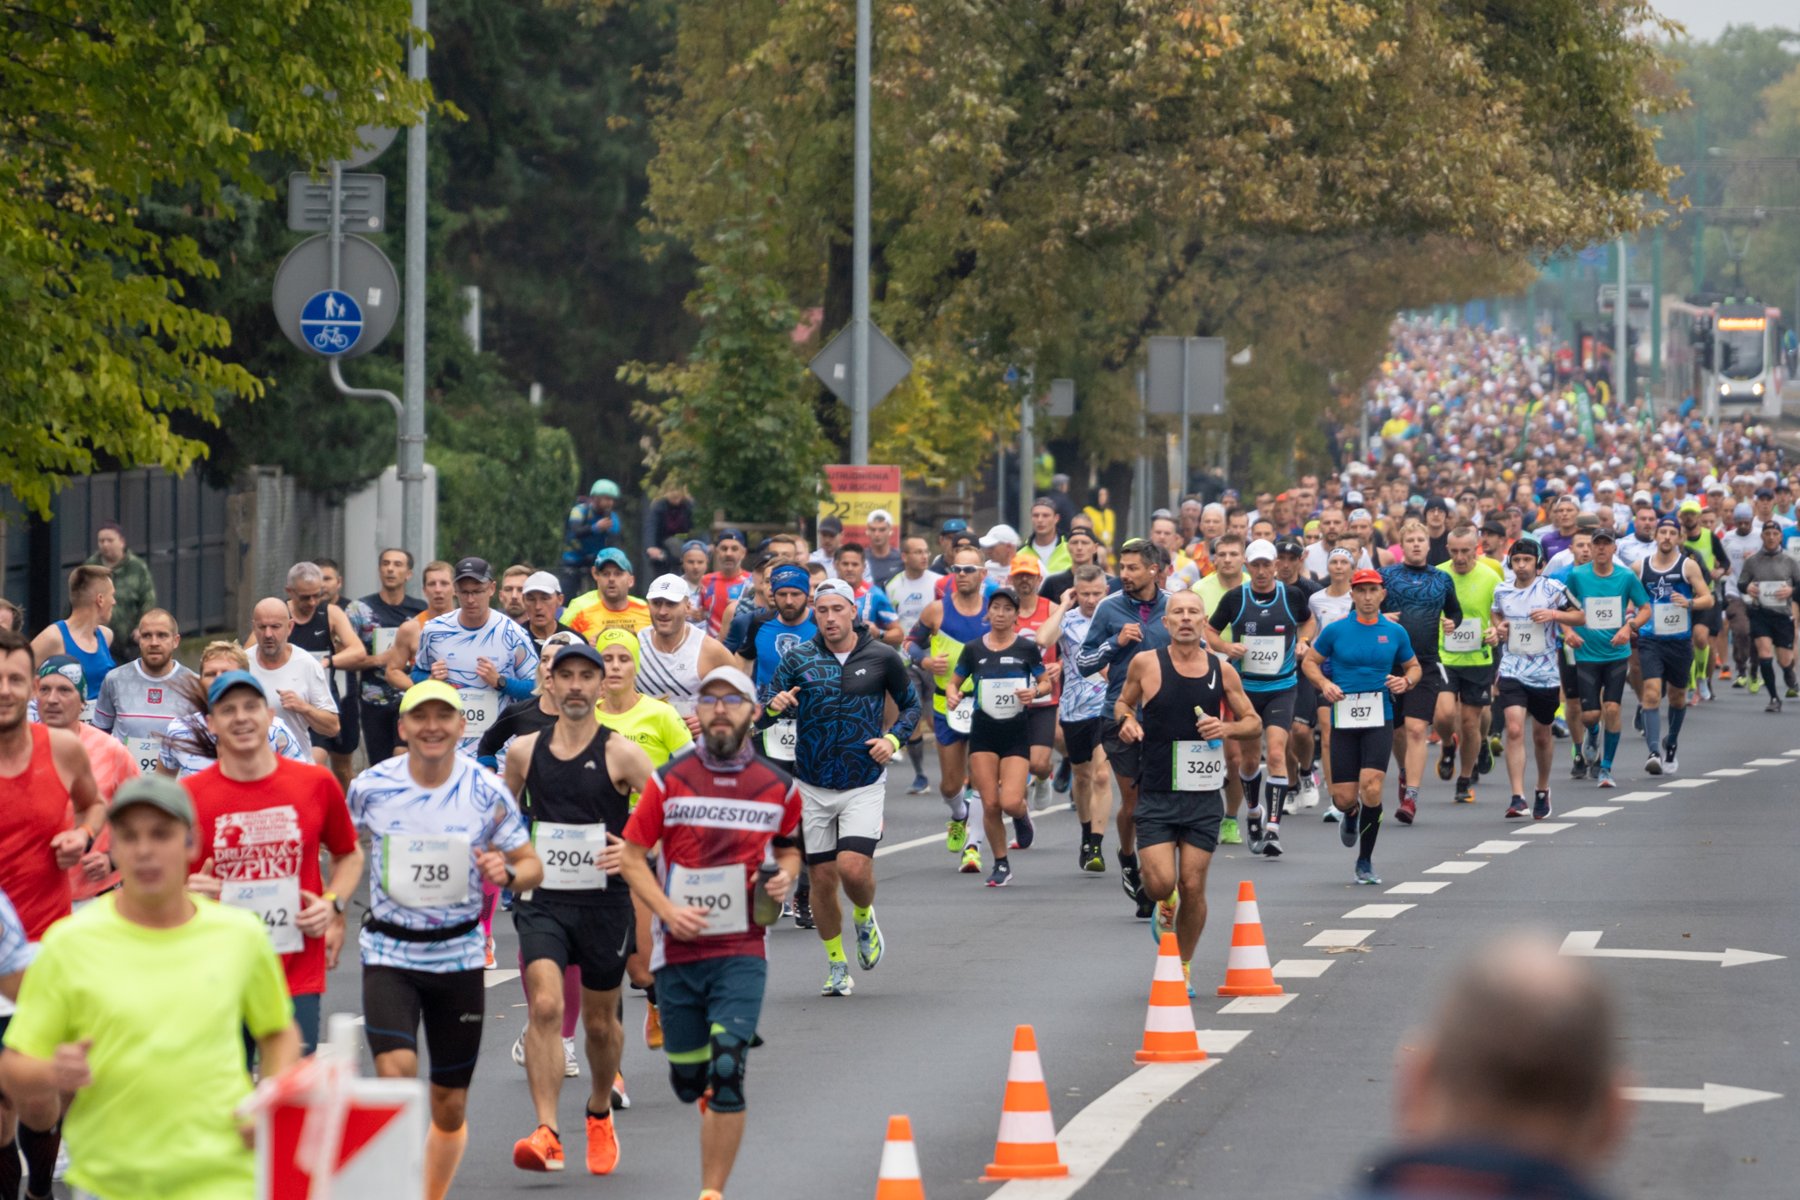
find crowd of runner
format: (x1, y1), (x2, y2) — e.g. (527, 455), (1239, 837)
(0, 316), (1794, 1200)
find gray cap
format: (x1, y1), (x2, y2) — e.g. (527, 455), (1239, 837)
(699, 665), (757, 700)
(1735, 503), (1754, 520)
(110, 775), (194, 827)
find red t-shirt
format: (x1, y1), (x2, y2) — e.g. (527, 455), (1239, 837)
(623, 748), (801, 968)
(1014, 595), (1059, 707)
(183, 757), (357, 996)
(0, 725), (74, 940)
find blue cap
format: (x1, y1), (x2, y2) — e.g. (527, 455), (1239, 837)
(207, 670), (268, 706)
(547, 641), (605, 672)
(1656, 516), (1681, 530)
(940, 518), (969, 535)
(680, 538), (710, 554)
(718, 527), (748, 546)
(594, 547), (632, 572)
(770, 564), (811, 594)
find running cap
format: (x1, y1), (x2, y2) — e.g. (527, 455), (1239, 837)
(940, 518), (969, 535)
(522, 570), (562, 596)
(1007, 554), (1043, 578)
(590, 479), (620, 498)
(1508, 536), (1545, 562)
(594, 627), (641, 666)
(1350, 568), (1384, 587)
(1274, 536), (1304, 557)
(1244, 539), (1277, 563)
(1678, 499), (1703, 515)
(645, 574), (689, 603)
(813, 579), (857, 605)
(36, 655), (84, 694)
(1734, 503), (1754, 520)
(398, 679), (461, 715)
(453, 555), (493, 583)
(979, 524), (1021, 548)
(680, 538), (711, 554)
(1656, 516), (1681, 531)
(817, 517), (844, 536)
(109, 775), (193, 827)
(1066, 527), (1097, 543)
(206, 669), (267, 707)
(866, 508), (894, 524)
(547, 640), (604, 672)
(769, 564), (811, 594)
(594, 548), (632, 572)
(1590, 528), (1617, 543)
(718, 527), (748, 546)
(699, 664), (757, 701)
(987, 586), (1021, 607)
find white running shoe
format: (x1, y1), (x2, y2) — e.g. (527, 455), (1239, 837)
(563, 1036), (581, 1078)
(1296, 772), (1321, 811)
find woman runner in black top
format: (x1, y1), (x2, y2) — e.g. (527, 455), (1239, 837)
(946, 587), (1048, 887)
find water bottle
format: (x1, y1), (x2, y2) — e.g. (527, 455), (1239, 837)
(752, 843), (782, 927)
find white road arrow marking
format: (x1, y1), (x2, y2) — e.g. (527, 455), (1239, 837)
(1561, 931), (1784, 968)
(1623, 1083), (1783, 1114)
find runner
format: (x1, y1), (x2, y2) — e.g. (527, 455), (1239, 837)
(1636, 517), (1713, 769)
(92, 608), (197, 777)
(638, 575), (736, 731)
(521, 570), (578, 655)
(885, 537), (943, 793)
(283, 560), (370, 787)
(34, 657), (134, 907)
(1677, 500), (1728, 701)
(161, 641), (305, 778)
(698, 530), (753, 638)
(945, 586), (1048, 887)
(1271, 538), (1325, 811)
(1078, 537), (1172, 918)
(28, 565), (117, 714)
(247, 595), (340, 759)
(383, 558), (457, 711)
(1190, 532), (1250, 840)
(1380, 520), (1463, 823)
(759, 581), (918, 996)
(1434, 526), (1502, 805)
(504, 641), (653, 1176)
(182, 669), (362, 1054)
(1006, 554), (1062, 811)
(907, 545), (991, 872)
(477, 631), (574, 775)
(1037, 564), (1112, 870)
(1490, 537), (1573, 818)
(834, 544), (903, 645)
(1301, 569), (1421, 885)
(412, 556), (540, 755)
(498, 564), (532, 623)
(1739, 520), (1800, 712)
(1041, 526), (1115, 604)
(1561, 530), (1652, 787)
(348, 680), (543, 1200)
(1308, 545), (1358, 823)
(620, 666), (803, 1200)
(565, 548), (653, 643)
(1114, 589), (1260, 994)
(0, 776), (298, 1200)
(1019, 498), (1072, 575)
(862, 509), (905, 585)
(358, 548), (429, 765)
(1720, 504), (1760, 687)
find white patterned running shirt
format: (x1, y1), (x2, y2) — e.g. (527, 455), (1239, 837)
(414, 610), (540, 752)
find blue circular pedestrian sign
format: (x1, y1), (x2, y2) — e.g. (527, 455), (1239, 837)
(299, 289), (363, 356)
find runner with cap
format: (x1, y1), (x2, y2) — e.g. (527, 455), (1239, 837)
(1561, 528), (1652, 787)
(808, 517), (844, 579)
(699, 530), (753, 637)
(1006, 553), (1062, 811)
(638, 575), (736, 733)
(357, 548), (429, 765)
(1635, 516), (1712, 771)
(1306, 542), (1359, 821)
(520, 570), (578, 656)
(1433, 525), (1502, 805)
(1036, 563), (1113, 870)
(160, 641), (306, 777)
(0, 775), (299, 1200)
(620, 665), (803, 1200)
(412, 556), (540, 756)
(91, 608), (197, 777)
(945, 584), (1048, 887)
(1301, 569), (1421, 885)
(181, 669), (361, 1055)
(1491, 536), (1575, 818)
(978, 524), (1022, 587)
(563, 479), (625, 598)
(885, 537), (942, 793)
(1271, 537), (1326, 811)
(565, 549), (653, 643)
(1720, 503), (1760, 687)
(504, 640), (653, 1176)
(349, 679), (544, 1200)
(759, 580), (919, 996)
(907, 545), (991, 871)
(929, 518), (971, 574)
(1738, 519), (1800, 712)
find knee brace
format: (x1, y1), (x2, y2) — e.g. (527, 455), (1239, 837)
(706, 1030), (750, 1113)
(668, 1052), (709, 1106)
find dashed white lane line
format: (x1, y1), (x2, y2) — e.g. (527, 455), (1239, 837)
(1561, 806), (1622, 818)
(1271, 959), (1333, 978)
(1386, 881), (1451, 895)
(1342, 903), (1415, 919)
(1426, 861), (1487, 874)
(1782, 748), (1800, 757)
(1195, 1030), (1253, 1054)
(1219, 995), (1296, 1014)
(1608, 790), (1668, 802)
(1305, 928), (1373, 948)
(1743, 758), (1790, 767)
(1707, 768), (1756, 777)
(988, 1061), (1214, 1200)
(1660, 779), (1716, 789)
(1468, 840), (1525, 854)
(1514, 822), (1573, 836)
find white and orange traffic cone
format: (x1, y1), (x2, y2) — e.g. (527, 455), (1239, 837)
(982, 1025), (1068, 1180)
(1217, 880), (1285, 997)
(1136, 932), (1208, 1063)
(875, 1115), (926, 1200)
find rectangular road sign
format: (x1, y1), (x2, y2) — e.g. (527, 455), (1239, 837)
(288, 172), (387, 233)
(1147, 336), (1226, 416)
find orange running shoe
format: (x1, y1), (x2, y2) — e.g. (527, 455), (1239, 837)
(513, 1124), (564, 1172)
(586, 1109), (620, 1175)
(484, 935), (496, 970)
(643, 1000), (664, 1049)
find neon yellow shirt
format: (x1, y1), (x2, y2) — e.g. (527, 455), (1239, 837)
(3, 895), (292, 1200)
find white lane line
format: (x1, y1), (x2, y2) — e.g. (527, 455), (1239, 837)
(1744, 758), (1790, 767)
(1782, 748), (1800, 757)
(874, 803), (1074, 857)
(1609, 790), (1668, 802)
(1219, 995), (1296, 1014)
(1426, 861), (1487, 874)
(1271, 959), (1333, 978)
(1386, 881), (1451, 895)
(1195, 1030), (1253, 1054)
(1660, 779), (1716, 789)
(1513, 822), (1574, 836)
(1560, 806), (1622, 818)
(485, 969), (521, 988)
(1707, 768), (1756, 777)
(1342, 903), (1415, 919)
(1305, 928), (1373, 948)
(988, 1061), (1214, 1200)
(1468, 840), (1524, 854)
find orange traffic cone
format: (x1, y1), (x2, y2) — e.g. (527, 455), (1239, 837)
(982, 1026), (1068, 1180)
(1136, 933), (1207, 1063)
(876, 1115), (926, 1200)
(1216, 880), (1285, 997)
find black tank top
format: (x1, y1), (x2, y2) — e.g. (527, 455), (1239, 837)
(290, 605), (341, 702)
(522, 725), (631, 906)
(1138, 646), (1225, 792)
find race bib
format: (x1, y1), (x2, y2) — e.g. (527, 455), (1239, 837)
(534, 822), (607, 891)
(1758, 586), (1792, 610)
(1652, 602), (1690, 636)
(1583, 596), (1622, 630)
(221, 877), (303, 955)
(1171, 740), (1226, 792)
(1334, 691), (1385, 729)
(1241, 635), (1285, 675)
(456, 687), (499, 736)
(764, 720), (797, 761)
(667, 862), (747, 936)
(948, 697), (974, 734)
(1506, 621), (1547, 656)
(382, 835), (471, 908)
(1444, 618), (1483, 654)
(977, 678), (1025, 720)
(80, 699), (97, 724)
(123, 735), (161, 775)
(373, 627), (400, 656)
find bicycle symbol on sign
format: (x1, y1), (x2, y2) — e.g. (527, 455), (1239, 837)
(311, 326), (352, 352)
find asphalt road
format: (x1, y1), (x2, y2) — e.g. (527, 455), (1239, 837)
(304, 680), (1796, 1200)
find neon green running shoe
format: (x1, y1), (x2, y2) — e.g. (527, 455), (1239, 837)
(1219, 817), (1242, 845)
(946, 818), (968, 854)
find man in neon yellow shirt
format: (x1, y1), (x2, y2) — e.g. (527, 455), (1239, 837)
(1435, 526), (1503, 805)
(1, 775), (296, 1200)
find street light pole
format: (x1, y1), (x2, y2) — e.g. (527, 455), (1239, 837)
(1614, 236), (1628, 410)
(400, 0), (430, 590)
(850, 0), (871, 466)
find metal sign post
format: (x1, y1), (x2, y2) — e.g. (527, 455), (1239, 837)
(850, 0), (872, 465)
(400, 0), (430, 591)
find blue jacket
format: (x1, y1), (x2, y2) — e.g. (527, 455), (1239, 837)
(758, 628), (920, 790)
(1076, 586), (1172, 709)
